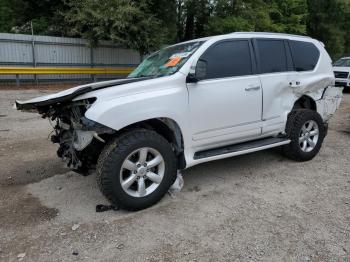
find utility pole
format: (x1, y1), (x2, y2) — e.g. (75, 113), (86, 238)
(31, 21), (38, 86)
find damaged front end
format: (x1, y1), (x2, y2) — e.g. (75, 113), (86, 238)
(14, 78), (154, 174)
(39, 98), (115, 174)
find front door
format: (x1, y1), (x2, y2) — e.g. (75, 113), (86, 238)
(187, 39), (262, 148)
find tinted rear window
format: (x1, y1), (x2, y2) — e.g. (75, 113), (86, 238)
(289, 40), (320, 71)
(256, 39), (288, 74)
(200, 40), (252, 79)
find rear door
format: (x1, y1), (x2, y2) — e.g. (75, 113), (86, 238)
(253, 38), (295, 135)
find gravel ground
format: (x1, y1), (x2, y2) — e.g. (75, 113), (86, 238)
(0, 89), (350, 262)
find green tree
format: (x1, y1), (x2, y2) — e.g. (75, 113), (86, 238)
(64, 0), (170, 55)
(145, 0), (177, 43)
(205, 0), (307, 36)
(1, 0), (349, 59)
(0, 0), (27, 32)
(307, 0), (350, 59)
(0, 0), (66, 35)
(270, 0), (307, 35)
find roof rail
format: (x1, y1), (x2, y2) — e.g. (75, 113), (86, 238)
(229, 32), (311, 39)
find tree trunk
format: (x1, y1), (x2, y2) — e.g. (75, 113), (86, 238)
(184, 4), (195, 41)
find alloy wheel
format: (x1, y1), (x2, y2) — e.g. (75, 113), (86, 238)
(299, 120), (319, 153)
(119, 147), (165, 197)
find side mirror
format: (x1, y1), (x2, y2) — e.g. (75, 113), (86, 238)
(186, 73), (198, 83)
(186, 59), (207, 83)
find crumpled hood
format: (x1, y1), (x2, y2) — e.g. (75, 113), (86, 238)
(15, 77), (152, 110)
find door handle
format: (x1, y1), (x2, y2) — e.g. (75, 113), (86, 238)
(289, 81), (301, 88)
(245, 85), (261, 91)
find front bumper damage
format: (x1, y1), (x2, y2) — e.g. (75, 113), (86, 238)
(35, 98), (115, 172)
(52, 116), (114, 170)
(14, 78), (154, 172)
(14, 78), (154, 173)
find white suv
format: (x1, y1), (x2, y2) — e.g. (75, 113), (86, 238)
(16, 32), (343, 211)
(334, 57), (350, 90)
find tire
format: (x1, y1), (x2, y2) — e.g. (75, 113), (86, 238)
(96, 129), (177, 211)
(283, 109), (325, 162)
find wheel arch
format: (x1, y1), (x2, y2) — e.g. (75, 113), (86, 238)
(115, 117), (186, 169)
(292, 95), (317, 111)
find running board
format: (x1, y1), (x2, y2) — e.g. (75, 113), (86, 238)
(194, 137), (290, 160)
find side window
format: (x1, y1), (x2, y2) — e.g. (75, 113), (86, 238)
(256, 39), (288, 74)
(200, 40), (252, 79)
(289, 40), (320, 71)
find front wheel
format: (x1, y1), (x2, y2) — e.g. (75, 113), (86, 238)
(96, 129), (177, 211)
(283, 109), (326, 162)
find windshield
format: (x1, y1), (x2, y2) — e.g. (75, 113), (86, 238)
(128, 41), (204, 78)
(334, 58), (350, 67)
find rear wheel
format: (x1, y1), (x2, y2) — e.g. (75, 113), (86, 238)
(283, 109), (325, 161)
(96, 129), (177, 211)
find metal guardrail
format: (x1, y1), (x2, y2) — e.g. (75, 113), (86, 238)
(0, 67), (134, 75)
(0, 66), (135, 86)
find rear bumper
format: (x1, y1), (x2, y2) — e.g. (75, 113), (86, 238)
(316, 86), (343, 122)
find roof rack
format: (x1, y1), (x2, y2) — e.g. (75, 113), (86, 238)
(230, 32), (311, 39)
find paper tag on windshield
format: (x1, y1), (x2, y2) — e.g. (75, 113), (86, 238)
(169, 52), (191, 59)
(165, 56), (182, 67)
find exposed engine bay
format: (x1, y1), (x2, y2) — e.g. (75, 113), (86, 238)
(40, 98), (115, 173)
(14, 78), (156, 173)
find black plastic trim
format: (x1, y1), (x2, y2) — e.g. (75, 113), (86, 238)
(194, 137), (288, 160)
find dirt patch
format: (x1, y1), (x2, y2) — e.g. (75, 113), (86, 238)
(0, 90), (350, 261)
(0, 186), (58, 229)
(340, 130), (350, 136)
(0, 138), (68, 186)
